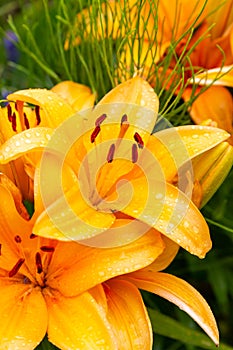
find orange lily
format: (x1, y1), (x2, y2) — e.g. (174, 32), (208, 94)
(0, 182), (219, 349)
(0, 77), (231, 259)
(0, 81), (95, 201)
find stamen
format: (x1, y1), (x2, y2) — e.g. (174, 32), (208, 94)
(9, 258), (25, 277)
(134, 132), (144, 148)
(0, 243), (1, 256)
(14, 235), (22, 243)
(24, 113), (30, 129)
(90, 125), (101, 143)
(95, 113), (107, 126)
(107, 144), (115, 163)
(7, 104), (12, 122)
(35, 252), (43, 274)
(11, 112), (17, 132)
(30, 233), (37, 239)
(40, 246), (55, 252)
(132, 143), (138, 163)
(121, 114), (128, 125)
(35, 105), (41, 125)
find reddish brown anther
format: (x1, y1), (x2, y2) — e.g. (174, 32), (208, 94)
(40, 246), (55, 253)
(121, 114), (128, 125)
(9, 258), (25, 277)
(30, 233), (37, 239)
(7, 104), (12, 122)
(134, 132), (144, 148)
(11, 112), (17, 132)
(107, 144), (115, 163)
(24, 113), (30, 129)
(35, 105), (41, 125)
(14, 235), (22, 243)
(0, 243), (2, 256)
(35, 252), (43, 274)
(132, 143), (138, 163)
(95, 113), (107, 126)
(90, 125), (101, 143)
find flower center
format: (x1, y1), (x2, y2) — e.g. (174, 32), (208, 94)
(1, 233), (55, 288)
(86, 113), (144, 210)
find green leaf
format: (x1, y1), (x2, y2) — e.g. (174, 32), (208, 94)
(148, 308), (233, 350)
(35, 336), (59, 350)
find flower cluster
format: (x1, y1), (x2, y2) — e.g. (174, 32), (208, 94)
(0, 1), (233, 349)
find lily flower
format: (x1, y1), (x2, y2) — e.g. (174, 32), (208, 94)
(0, 184), (219, 349)
(0, 77), (231, 260)
(0, 81), (95, 201)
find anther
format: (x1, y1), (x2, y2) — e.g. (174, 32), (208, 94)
(9, 258), (25, 277)
(11, 112), (17, 132)
(134, 132), (144, 148)
(90, 125), (101, 143)
(95, 113), (107, 126)
(121, 114), (128, 125)
(7, 104), (12, 122)
(35, 105), (41, 125)
(35, 252), (43, 274)
(30, 233), (37, 239)
(40, 246), (55, 253)
(24, 113), (30, 129)
(0, 243), (1, 256)
(132, 143), (138, 163)
(14, 235), (22, 243)
(107, 144), (115, 163)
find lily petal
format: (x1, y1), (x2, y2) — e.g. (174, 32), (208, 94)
(51, 80), (96, 111)
(0, 127), (53, 164)
(104, 279), (152, 349)
(183, 86), (233, 133)
(142, 236), (179, 272)
(44, 289), (117, 350)
(0, 282), (47, 349)
(46, 227), (164, 296)
(119, 179), (211, 258)
(192, 141), (233, 207)
(127, 271), (219, 346)
(191, 66), (233, 87)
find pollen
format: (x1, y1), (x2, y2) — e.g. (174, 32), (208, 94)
(9, 258), (25, 277)
(35, 105), (41, 125)
(134, 132), (144, 148)
(90, 125), (101, 143)
(40, 246), (55, 252)
(132, 143), (138, 163)
(35, 252), (43, 274)
(14, 235), (22, 243)
(95, 113), (107, 126)
(121, 114), (128, 125)
(107, 144), (115, 163)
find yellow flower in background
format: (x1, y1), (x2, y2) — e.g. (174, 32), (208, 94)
(0, 185), (219, 349)
(0, 77), (231, 260)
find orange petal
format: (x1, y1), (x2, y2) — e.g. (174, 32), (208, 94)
(104, 279), (152, 349)
(191, 66), (233, 87)
(0, 127), (53, 164)
(44, 289), (117, 349)
(0, 282), (47, 349)
(120, 179), (211, 258)
(0, 173), (29, 220)
(51, 80), (96, 111)
(127, 271), (219, 346)
(183, 86), (233, 132)
(46, 227), (164, 296)
(143, 236), (179, 272)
